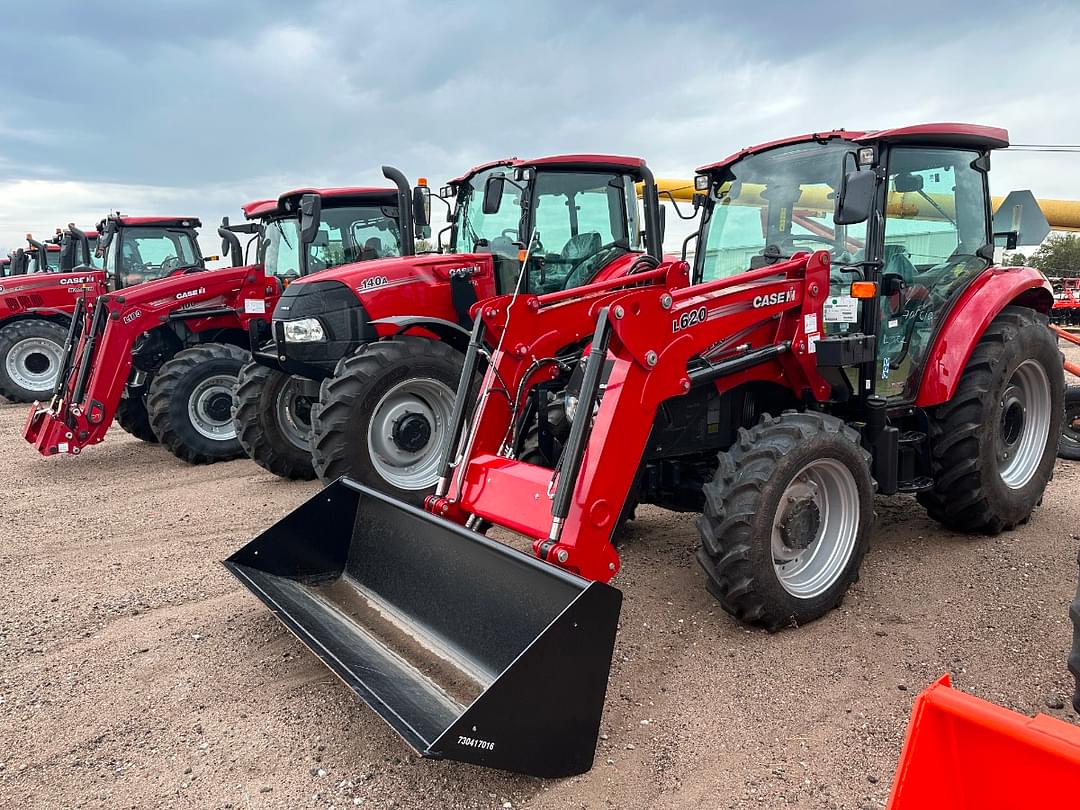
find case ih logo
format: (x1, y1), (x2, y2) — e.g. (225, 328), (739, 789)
(448, 265), (482, 279)
(176, 287), (206, 300)
(60, 276), (92, 285)
(752, 289), (797, 308)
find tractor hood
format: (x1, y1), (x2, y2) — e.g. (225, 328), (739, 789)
(0, 269), (106, 297)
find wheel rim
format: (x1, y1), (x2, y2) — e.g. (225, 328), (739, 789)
(5, 335), (62, 393)
(997, 359), (1052, 489)
(188, 374), (238, 441)
(772, 457), (860, 599)
(366, 377), (456, 491)
(274, 376), (314, 450)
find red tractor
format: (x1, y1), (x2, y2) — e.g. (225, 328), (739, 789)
(231, 171), (421, 478)
(227, 124), (1063, 776)
(236, 156), (665, 493)
(24, 187), (410, 463)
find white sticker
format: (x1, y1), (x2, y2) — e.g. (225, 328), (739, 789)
(58, 442), (69, 453)
(244, 298), (266, 314)
(807, 332), (820, 354)
(823, 295), (858, 323)
(888, 319), (899, 328)
(803, 313), (818, 333)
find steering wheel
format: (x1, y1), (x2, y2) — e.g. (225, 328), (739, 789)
(560, 240), (623, 291)
(160, 256), (181, 273)
(500, 229), (519, 240)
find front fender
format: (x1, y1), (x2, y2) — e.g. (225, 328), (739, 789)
(368, 316), (471, 353)
(915, 266), (1053, 407)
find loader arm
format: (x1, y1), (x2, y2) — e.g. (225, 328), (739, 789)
(24, 265), (277, 456)
(430, 251), (833, 581)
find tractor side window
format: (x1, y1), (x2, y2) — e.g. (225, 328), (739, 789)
(452, 168), (523, 257)
(697, 142), (868, 284)
(526, 171), (636, 294)
(878, 147), (990, 399)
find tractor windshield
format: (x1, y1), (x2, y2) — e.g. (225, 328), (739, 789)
(108, 228), (201, 286)
(452, 166), (642, 294)
(697, 140), (867, 282)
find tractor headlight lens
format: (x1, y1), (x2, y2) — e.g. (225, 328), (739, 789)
(282, 317), (326, 342)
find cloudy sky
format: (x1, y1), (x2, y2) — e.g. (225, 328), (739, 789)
(3, 0), (1079, 257)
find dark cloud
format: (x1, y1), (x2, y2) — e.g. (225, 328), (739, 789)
(1, 0), (1079, 253)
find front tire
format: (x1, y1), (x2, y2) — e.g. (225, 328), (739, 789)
(697, 411), (874, 631)
(917, 306), (1064, 532)
(1060, 385), (1080, 461)
(232, 362), (316, 480)
(116, 394), (158, 443)
(146, 343), (248, 464)
(0, 319), (68, 402)
(310, 337), (462, 504)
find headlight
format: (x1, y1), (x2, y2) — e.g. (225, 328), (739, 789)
(282, 317), (326, 342)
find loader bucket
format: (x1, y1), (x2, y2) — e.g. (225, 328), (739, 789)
(887, 675), (1080, 808)
(223, 479), (622, 777)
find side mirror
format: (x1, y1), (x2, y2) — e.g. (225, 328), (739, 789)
(482, 175), (505, 215)
(835, 169), (876, 226)
(412, 185), (430, 229)
(299, 193), (322, 245)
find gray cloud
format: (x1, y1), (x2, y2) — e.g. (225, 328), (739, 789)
(2, 0), (1079, 254)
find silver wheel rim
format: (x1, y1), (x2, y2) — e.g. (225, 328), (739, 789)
(5, 335), (62, 393)
(772, 457), (860, 599)
(187, 374), (238, 441)
(366, 377), (456, 491)
(997, 359), (1051, 489)
(274, 376), (313, 451)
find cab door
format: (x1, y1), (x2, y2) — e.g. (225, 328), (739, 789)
(877, 146), (992, 400)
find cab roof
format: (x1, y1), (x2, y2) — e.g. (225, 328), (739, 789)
(103, 216), (202, 229)
(262, 187), (400, 218)
(448, 154), (648, 185)
(696, 123), (1010, 174)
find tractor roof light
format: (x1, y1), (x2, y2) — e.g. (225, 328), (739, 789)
(694, 174), (710, 191)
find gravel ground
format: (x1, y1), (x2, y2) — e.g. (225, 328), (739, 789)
(1, 345), (1078, 809)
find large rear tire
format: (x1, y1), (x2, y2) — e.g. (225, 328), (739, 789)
(1060, 385), (1080, 461)
(147, 343), (248, 464)
(116, 395), (158, 443)
(232, 362), (316, 480)
(917, 307), (1064, 532)
(310, 337), (462, 504)
(0, 319), (68, 402)
(697, 411), (874, 631)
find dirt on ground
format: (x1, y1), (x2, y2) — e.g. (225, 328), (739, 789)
(1, 348), (1079, 810)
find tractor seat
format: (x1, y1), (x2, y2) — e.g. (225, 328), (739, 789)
(560, 232), (602, 261)
(361, 237), (383, 261)
(882, 243), (917, 285)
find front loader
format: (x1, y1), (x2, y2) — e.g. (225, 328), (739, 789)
(241, 156), (666, 500)
(226, 124), (1062, 775)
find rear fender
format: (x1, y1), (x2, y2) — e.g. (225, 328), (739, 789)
(915, 267), (1053, 407)
(369, 316), (471, 353)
